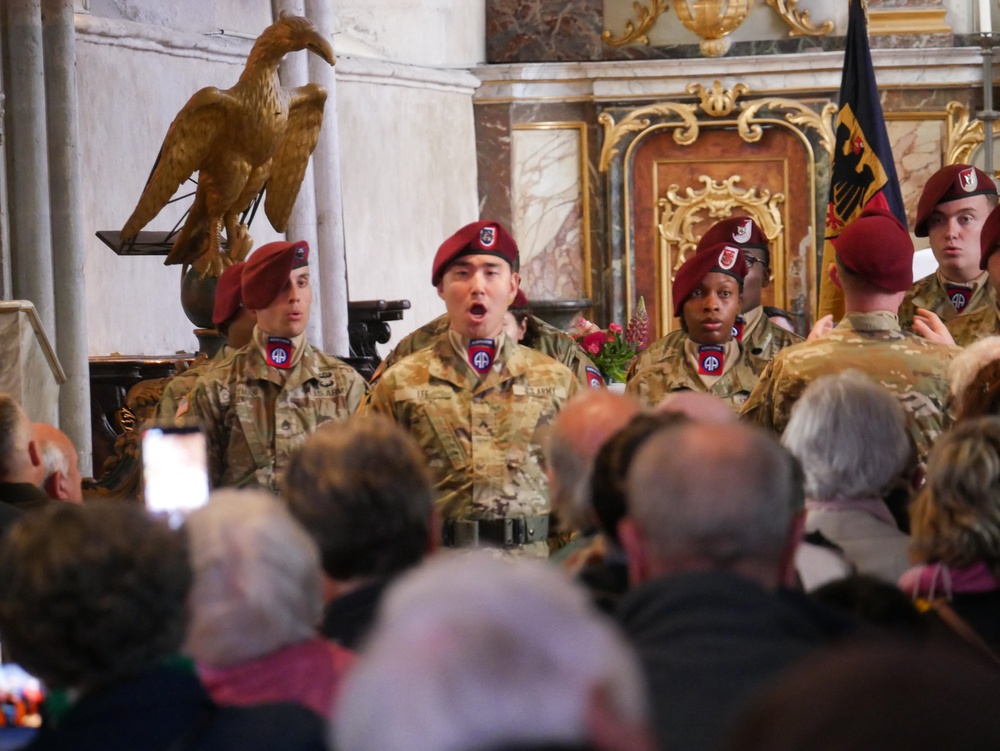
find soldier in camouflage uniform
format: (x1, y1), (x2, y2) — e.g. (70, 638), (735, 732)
(742, 207), (958, 466)
(627, 238), (760, 410)
(155, 261), (256, 424)
(189, 241), (367, 490)
(899, 165), (998, 331)
(944, 205), (1000, 346)
(370, 288), (603, 389)
(364, 220), (579, 556)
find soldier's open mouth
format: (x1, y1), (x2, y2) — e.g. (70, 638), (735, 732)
(470, 303), (487, 317)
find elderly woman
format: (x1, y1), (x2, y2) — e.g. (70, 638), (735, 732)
(627, 238), (758, 410)
(900, 416), (1000, 654)
(184, 489), (355, 718)
(781, 370), (913, 585)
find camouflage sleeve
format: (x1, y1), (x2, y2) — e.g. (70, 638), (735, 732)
(739, 359), (778, 431)
(360, 374), (399, 421)
(341, 366), (370, 414)
(153, 378), (186, 425)
(188, 375), (228, 488)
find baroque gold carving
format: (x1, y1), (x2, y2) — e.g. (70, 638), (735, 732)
(944, 102), (985, 166)
(602, 0), (670, 47)
(738, 98), (837, 158)
(673, 0), (752, 57)
(689, 80), (751, 118)
(598, 102), (700, 173)
(765, 0), (834, 37)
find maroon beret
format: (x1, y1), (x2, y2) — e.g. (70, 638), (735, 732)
(914, 164), (998, 237)
(832, 207), (913, 292)
(431, 221), (519, 286)
(697, 216), (769, 254)
(212, 261), (246, 327)
(242, 240), (309, 310)
(672, 242), (749, 317)
(980, 206), (1000, 270)
(512, 288), (529, 308)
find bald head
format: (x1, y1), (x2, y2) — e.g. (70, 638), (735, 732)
(548, 391), (641, 531)
(34, 424), (82, 503)
(623, 421), (802, 587)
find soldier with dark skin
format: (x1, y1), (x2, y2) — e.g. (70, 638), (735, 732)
(364, 221), (579, 557)
(189, 240), (367, 491)
(626, 240), (760, 410)
(741, 207), (959, 468)
(899, 164), (998, 337)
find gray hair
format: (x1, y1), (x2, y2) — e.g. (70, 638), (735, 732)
(38, 437), (69, 482)
(781, 370), (910, 501)
(183, 488), (322, 667)
(948, 336), (1000, 401)
(627, 421), (801, 567)
(333, 551), (648, 751)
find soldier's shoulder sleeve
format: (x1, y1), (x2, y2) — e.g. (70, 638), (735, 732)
(739, 357), (778, 429)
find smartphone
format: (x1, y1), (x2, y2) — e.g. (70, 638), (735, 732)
(141, 425), (210, 527)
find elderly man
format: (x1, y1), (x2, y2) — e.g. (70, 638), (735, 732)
(190, 240), (367, 490)
(0, 395), (48, 532)
(617, 421), (848, 751)
(283, 415), (436, 650)
(365, 221), (579, 556)
(898, 164), (998, 334)
(333, 552), (653, 751)
(33, 423), (83, 504)
(741, 207), (958, 467)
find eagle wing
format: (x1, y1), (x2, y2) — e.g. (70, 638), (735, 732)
(121, 87), (236, 240)
(263, 83), (328, 233)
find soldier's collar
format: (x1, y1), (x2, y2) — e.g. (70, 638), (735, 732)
(839, 310), (900, 332)
(253, 326), (307, 371)
(936, 268), (987, 292)
(739, 305), (764, 338)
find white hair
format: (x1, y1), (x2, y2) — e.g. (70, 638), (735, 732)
(38, 438), (69, 481)
(183, 488), (322, 666)
(333, 551), (648, 751)
(948, 336), (1000, 400)
(782, 370), (910, 501)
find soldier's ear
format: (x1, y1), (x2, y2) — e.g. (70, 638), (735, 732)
(828, 263), (842, 291)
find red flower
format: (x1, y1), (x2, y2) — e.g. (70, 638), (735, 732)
(608, 322), (623, 334)
(581, 331), (608, 355)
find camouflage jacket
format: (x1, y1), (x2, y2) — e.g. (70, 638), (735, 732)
(741, 307), (803, 367)
(740, 311), (959, 465)
(372, 312), (602, 388)
(898, 271), (994, 330)
(625, 332), (762, 410)
(189, 341), (368, 491)
(945, 302), (1000, 347)
(363, 334), (579, 523)
(154, 346), (236, 425)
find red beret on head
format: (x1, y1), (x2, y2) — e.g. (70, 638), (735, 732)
(914, 164), (998, 237)
(672, 242), (749, 317)
(697, 216), (769, 254)
(242, 240), (309, 310)
(832, 207), (913, 292)
(980, 206), (1000, 270)
(212, 261), (246, 327)
(431, 221), (519, 286)
(512, 288), (529, 308)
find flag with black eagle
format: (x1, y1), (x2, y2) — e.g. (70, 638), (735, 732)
(818, 0), (906, 320)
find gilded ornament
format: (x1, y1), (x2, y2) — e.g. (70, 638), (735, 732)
(738, 98), (837, 158)
(944, 102), (985, 166)
(689, 80), (751, 118)
(598, 103), (700, 173)
(765, 0), (834, 37)
(672, 0), (752, 57)
(602, 0), (670, 47)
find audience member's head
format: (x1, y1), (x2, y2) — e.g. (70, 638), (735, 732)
(184, 489), (322, 667)
(810, 575), (927, 635)
(334, 552), (650, 751)
(947, 336), (1000, 402)
(283, 415), (434, 585)
(0, 394), (42, 485)
(0, 502), (190, 691)
(589, 412), (684, 547)
(909, 416), (1000, 578)
(781, 370), (910, 502)
(954, 359), (1000, 421)
(547, 391), (641, 533)
(653, 390), (739, 423)
(725, 641), (1000, 751)
(621, 422), (802, 589)
(33, 423), (83, 503)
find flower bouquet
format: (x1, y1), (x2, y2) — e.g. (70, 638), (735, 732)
(571, 297), (648, 384)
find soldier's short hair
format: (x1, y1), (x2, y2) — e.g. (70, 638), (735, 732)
(283, 415), (433, 580)
(782, 370), (911, 501)
(184, 489), (322, 666)
(333, 552), (648, 751)
(0, 502), (191, 690)
(627, 421), (802, 568)
(910, 416), (1000, 576)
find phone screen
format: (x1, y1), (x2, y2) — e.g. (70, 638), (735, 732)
(141, 425), (210, 526)
(0, 661), (43, 734)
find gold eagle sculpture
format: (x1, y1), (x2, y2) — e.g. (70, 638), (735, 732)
(121, 13), (335, 276)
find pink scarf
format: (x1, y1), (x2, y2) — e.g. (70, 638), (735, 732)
(198, 637), (356, 718)
(898, 561), (1000, 601)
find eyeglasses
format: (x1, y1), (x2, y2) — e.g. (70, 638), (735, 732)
(742, 253), (767, 269)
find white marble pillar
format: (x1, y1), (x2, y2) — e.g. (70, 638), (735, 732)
(42, 0), (92, 474)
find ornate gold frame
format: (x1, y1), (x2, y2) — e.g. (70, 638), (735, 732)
(511, 122), (593, 301)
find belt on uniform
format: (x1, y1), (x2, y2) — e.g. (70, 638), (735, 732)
(441, 515), (549, 548)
